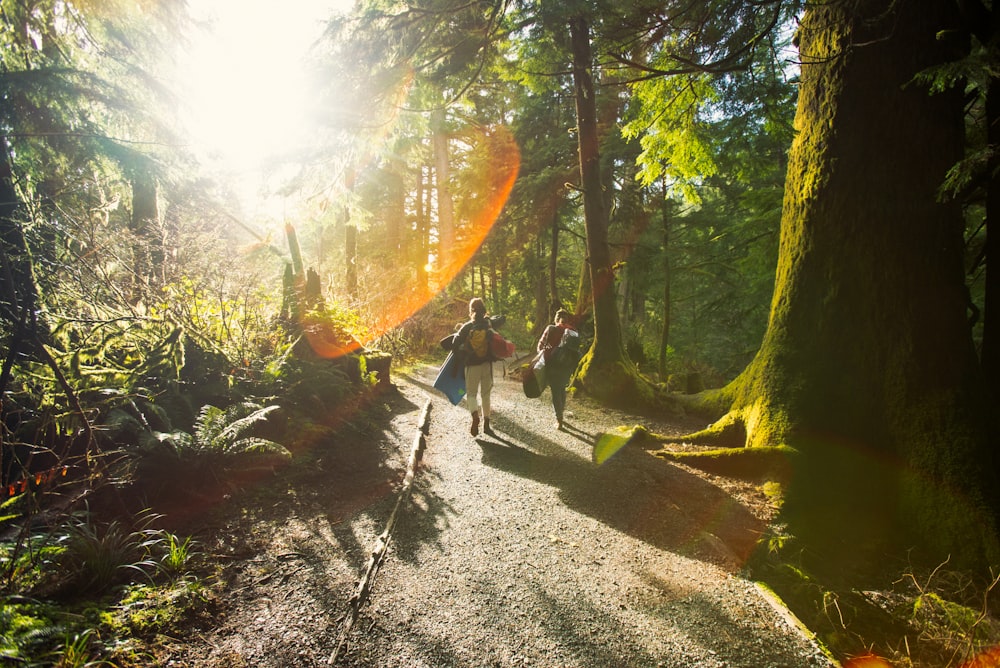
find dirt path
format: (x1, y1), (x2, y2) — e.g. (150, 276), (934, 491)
(169, 362), (832, 668)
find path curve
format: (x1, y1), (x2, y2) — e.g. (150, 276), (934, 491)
(335, 362), (832, 667)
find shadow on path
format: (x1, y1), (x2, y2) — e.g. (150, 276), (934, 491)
(481, 413), (764, 570)
(397, 364), (763, 569)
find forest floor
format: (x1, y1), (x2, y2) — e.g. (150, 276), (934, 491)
(159, 360), (833, 667)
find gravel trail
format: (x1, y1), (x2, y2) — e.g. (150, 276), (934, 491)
(173, 361), (832, 668)
(335, 363), (831, 667)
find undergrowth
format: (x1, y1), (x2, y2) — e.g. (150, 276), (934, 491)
(751, 536), (1000, 667)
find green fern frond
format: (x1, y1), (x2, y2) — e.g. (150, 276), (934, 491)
(225, 437), (290, 457)
(140, 430), (192, 454)
(215, 404), (279, 447)
(193, 405), (226, 446)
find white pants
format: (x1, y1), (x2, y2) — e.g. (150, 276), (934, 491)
(464, 361), (493, 418)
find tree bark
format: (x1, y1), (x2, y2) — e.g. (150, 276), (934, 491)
(569, 16), (634, 398)
(416, 162), (430, 295)
(130, 172), (162, 301)
(344, 168), (357, 298)
(696, 0), (997, 571)
(549, 210), (559, 314)
(432, 108), (456, 279)
(658, 183), (672, 380)
(984, 69), (999, 402)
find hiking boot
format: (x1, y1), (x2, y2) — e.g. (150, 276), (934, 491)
(483, 417), (494, 435)
(470, 411), (480, 436)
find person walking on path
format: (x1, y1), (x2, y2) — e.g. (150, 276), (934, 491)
(454, 297), (496, 436)
(537, 308), (579, 430)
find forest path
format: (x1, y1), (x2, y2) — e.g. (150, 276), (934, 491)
(172, 361), (832, 667)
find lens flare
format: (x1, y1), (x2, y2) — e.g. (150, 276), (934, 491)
(961, 645), (1000, 667)
(303, 124), (520, 358)
(843, 655), (893, 667)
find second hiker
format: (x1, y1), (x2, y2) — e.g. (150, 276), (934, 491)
(536, 308), (581, 430)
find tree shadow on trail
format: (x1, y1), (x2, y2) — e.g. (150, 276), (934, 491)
(480, 414), (765, 571)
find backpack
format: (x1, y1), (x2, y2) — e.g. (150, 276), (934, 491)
(550, 327), (582, 369)
(463, 319), (494, 364)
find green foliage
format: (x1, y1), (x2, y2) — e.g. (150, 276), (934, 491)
(0, 597), (68, 665)
(623, 74), (719, 202)
(136, 401), (290, 482)
(0, 528), (67, 594)
(262, 355), (355, 418)
(153, 277), (284, 373)
(0, 551), (209, 665)
(51, 628), (100, 668)
(59, 510), (180, 593)
(109, 578), (215, 638)
(0, 511), (201, 663)
(155, 533), (198, 580)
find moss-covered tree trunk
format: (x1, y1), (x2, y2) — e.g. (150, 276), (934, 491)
(130, 172), (162, 301)
(698, 0), (998, 572)
(569, 17), (635, 402)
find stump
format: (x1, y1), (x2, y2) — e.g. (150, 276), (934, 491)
(363, 351), (393, 391)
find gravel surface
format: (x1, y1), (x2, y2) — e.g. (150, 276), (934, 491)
(169, 361), (833, 668)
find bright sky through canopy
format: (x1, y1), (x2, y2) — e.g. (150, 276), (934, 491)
(181, 0), (353, 172)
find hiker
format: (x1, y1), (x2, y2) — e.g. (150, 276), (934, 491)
(536, 308), (580, 430)
(454, 297), (496, 436)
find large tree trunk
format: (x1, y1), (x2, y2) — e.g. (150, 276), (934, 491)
(549, 211), (559, 314)
(696, 0), (997, 571)
(344, 168), (357, 298)
(130, 172), (162, 302)
(658, 185), (672, 380)
(432, 108), (456, 280)
(0, 139), (48, 353)
(984, 66), (1000, 402)
(416, 162), (430, 296)
(569, 17), (634, 400)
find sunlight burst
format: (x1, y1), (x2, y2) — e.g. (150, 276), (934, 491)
(180, 0), (353, 173)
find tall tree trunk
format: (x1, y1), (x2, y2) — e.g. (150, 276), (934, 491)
(416, 163), (430, 295)
(432, 108), (456, 279)
(549, 212), (559, 314)
(984, 72), (999, 402)
(130, 172), (162, 302)
(489, 257), (499, 313)
(344, 168), (357, 299)
(658, 185), (672, 380)
(574, 255), (592, 324)
(569, 17), (634, 398)
(386, 164), (405, 255)
(0, 138), (47, 356)
(696, 0), (997, 572)
(533, 237), (548, 336)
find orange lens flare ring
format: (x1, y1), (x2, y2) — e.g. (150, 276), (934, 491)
(303, 125), (521, 359)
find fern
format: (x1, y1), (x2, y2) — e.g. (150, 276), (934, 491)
(146, 402), (288, 462)
(196, 402), (287, 457)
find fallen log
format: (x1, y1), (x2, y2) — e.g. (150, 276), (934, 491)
(328, 399), (432, 665)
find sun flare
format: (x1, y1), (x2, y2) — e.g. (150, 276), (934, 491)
(180, 0), (353, 174)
